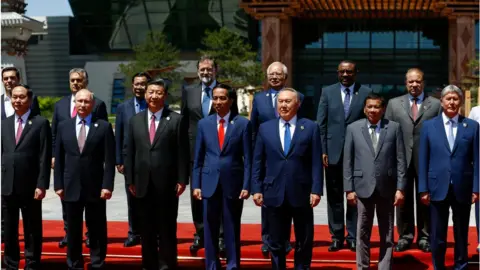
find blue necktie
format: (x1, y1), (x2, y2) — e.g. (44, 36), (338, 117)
(448, 119), (455, 151)
(202, 87), (211, 118)
(136, 100), (146, 114)
(284, 122), (291, 156)
(344, 88), (351, 119)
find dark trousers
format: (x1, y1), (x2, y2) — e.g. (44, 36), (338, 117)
(396, 165), (429, 244)
(261, 206), (292, 247)
(325, 164), (357, 242)
(65, 200), (107, 270)
(430, 187), (471, 270)
(2, 195), (42, 270)
(476, 201), (479, 243)
(266, 200), (313, 270)
(62, 199), (89, 238)
(124, 182), (139, 237)
(138, 187), (178, 270)
(204, 185), (243, 270)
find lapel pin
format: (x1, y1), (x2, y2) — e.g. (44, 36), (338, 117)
(300, 125), (304, 130)
(230, 120), (234, 124)
(266, 93), (270, 97)
(355, 92), (358, 95)
(94, 123), (98, 127)
(463, 122), (467, 127)
(28, 121), (32, 125)
(166, 116), (170, 121)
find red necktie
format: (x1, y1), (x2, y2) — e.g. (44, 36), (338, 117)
(149, 115), (156, 144)
(16, 118), (23, 144)
(411, 98), (418, 121)
(218, 119), (225, 150)
(72, 106), (77, 118)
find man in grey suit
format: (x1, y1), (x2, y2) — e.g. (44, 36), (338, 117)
(344, 93), (407, 270)
(384, 68), (441, 252)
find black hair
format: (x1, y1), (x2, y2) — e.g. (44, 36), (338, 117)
(13, 84), (33, 99)
(131, 72), (152, 83)
(147, 78), (169, 93)
(2, 67), (20, 80)
(339, 60), (358, 72)
(364, 92), (386, 108)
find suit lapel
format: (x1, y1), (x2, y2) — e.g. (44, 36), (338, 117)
(416, 96), (431, 121)
(81, 117), (99, 154)
(192, 84), (203, 119)
(221, 114), (236, 152)
(434, 116), (451, 153)
(346, 84), (361, 120)
(374, 120), (388, 159)
(128, 98), (137, 116)
(286, 118), (303, 156)
(1, 94), (6, 119)
(334, 84), (346, 120)
(68, 118), (81, 154)
(272, 119), (285, 156)
(263, 91), (276, 119)
(401, 95), (413, 120)
(451, 116), (465, 155)
(361, 120), (376, 157)
(151, 109), (169, 147)
(8, 116), (15, 145)
(15, 114), (34, 147)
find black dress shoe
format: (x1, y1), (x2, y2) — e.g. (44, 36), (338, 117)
(395, 239), (411, 252)
(124, 235), (141, 247)
(418, 241), (431, 253)
(218, 238), (226, 255)
(58, 235), (68, 248)
(190, 237), (204, 254)
(261, 244), (269, 256)
(285, 242), (293, 254)
(347, 241), (356, 251)
(328, 240), (343, 252)
(85, 237), (90, 248)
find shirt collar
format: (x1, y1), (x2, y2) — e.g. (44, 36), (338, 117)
(71, 94), (76, 103)
(202, 80), (217, 91)
(217, 111), (231, 123)
(341, 83), (355, 92)
(280, 115), (297, 126)
(4, 95), (11, 101)
(367, 119), (381, 129)
(76, 114), (92, 124)
(408, 92), (424, 102)
(15, 109), (31, 123)
(442, 112), (459, 124)
(269, 88), (282, 95)
(134, 97), (146, 106)
(148, 108), (163, 120)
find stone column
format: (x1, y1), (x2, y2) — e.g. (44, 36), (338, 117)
(261, 17), (293, 87)
(448, 15), (476, 86)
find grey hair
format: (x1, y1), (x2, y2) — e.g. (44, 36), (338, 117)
(75, 89), (94, 101)
(69, 68), (89, 85)
(441, 84), (463, 101)
(267, 61), (288, 76)
(278, 87), (299, 101)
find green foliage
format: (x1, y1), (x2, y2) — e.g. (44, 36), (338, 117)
(119, 31), (183, 104)
(38, 96), (62, 120)
(198, 27), (264, 87)
(462, 59), (479, 107)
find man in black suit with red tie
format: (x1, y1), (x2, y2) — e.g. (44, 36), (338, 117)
(125, 79), (189, 270)
(54, 89), (115, 270)
(51, 68), (108, 248)
(1, 85), (52, 270)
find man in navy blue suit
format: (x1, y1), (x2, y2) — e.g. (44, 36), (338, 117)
(51, 68), (108, 248)
(252, 88), (323, 270)
(115, 72), (151, 247)
(419, 85), (479, 270)
(192, 83), (252, 270)
(316, 60), (371, 252)
(250, 61), (303, 254)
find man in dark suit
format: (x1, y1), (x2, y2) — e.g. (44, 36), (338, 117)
(316, 60), (371, 251)
(1, 85), (52, 270)
(54, 89), (115, 270)
(192, 84), (252, 269)
(1, 67), (40, 120)
(125, 79), (189, 270)
(181, 56), (237, 253)
(344, 93), (406, 269)
(384, 68), (441, 252)
(115, 72), (151, 247)
(419, 85), (479, 270)
(51, 68), (108, 248)
(252, 88), (323, 270)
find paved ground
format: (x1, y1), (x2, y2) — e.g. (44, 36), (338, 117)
(41, 172), (477, 228)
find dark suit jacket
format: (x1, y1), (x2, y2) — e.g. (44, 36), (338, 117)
(1, 114), (52, 196)
(316, 82), (372, 165)
(384, 94), (441, 173)
(250, 90), (305, 140)
(53, 117), (115, 202)
(181, 82), (239, 162)
(192, 113), (252, 199)
(419, 115), (479, 204)
(51, 95), (108, 156)
(251, 117), (323, 208)
(1, 94), (41, 120)
(125, 108), (189, 198)
(115, 98), (137, 165)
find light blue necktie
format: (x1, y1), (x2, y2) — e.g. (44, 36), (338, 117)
(344, 88), (351, 119)
(202, 87), (211, 118)
(284, 122), (291, 156)
(448, 119), (455, 151)
(271, 89), (279, 118)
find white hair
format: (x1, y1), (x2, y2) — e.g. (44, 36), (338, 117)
(441, 84), (463, 101)
(267, 61), (288, 76)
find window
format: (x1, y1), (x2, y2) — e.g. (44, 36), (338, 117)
(111, 78), (125, 114)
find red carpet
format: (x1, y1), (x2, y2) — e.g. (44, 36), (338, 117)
(1, 220), (479, 269)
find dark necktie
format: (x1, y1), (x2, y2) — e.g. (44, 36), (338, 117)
(447, 119), (455, 150)
(202, 87), (211, 118)
(370, 125), (378, 153)
(78, 119), (86, 153)
(411, 97), (418, 120)
(149, 115), (156, 144)
(218, 119), (225, 150)
(16, 118), (23, 144)
(284, 122), (291, 155)
(344, 88), (351, 118)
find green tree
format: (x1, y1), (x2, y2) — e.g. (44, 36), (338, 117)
(119, 31), (182, 104)
(198, 27), (264, 87)
(462, 59), (479, 107)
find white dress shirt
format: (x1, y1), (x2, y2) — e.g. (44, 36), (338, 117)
(279, 115), (297, 151)
(469, 106), (480, 122)
(70, 94), (76, 116)
(4, 95), (15, 117)
(147, 108), (163, 131)
(15, 110), (31, 137)
(408, 92), (424, 111)
(340, 83), (355, 105)
(76, 114), (92, 139)
(442, 112), (459, 140)
(367, 119), (381, 141)
(217, 111), (230, 134)
(201, 80), (217, 112)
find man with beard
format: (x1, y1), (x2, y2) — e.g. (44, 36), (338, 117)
(115, 72), (151, 247)
(51, 68), (108, 248)
(181, 56), (238, 253)
(316, 60), (371, 252)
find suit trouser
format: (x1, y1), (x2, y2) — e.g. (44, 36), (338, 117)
(430, 187), (471, 270)
(2, 195), (42, 270)
(138, 187), (178, 270)
(65, 199), (107, 270)
(325, 164), (357, 242)
(124, 182), (140, 237)
(61, 200), (89, 238)
(266, 200), (313, 270)
(356, 191), (394, 270)
(261, 206), (292, 247)
(396, 165), (430, 244)
(476, 201), (479, 243)
(204, 185), (243, 270)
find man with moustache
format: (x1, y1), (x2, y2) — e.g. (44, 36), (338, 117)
(384, 68), (441, 252)
(1, 67), (40, 120)
(54, 89), (115, 270)
(316, 60), (371, 252)
(1, 85), (51, 270)
(115, 72), (151, 247)
(192, 84), (252, 270)
(419, 85), (479, 270)
(252, 88), (323, 270)
(126, 79), (189, 270)
(344, 93), (406, 270)
(51, 68), (108, 248)
(182, 56), (238, 253)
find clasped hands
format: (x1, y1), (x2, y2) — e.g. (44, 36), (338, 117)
(193, 189), (250, 200)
